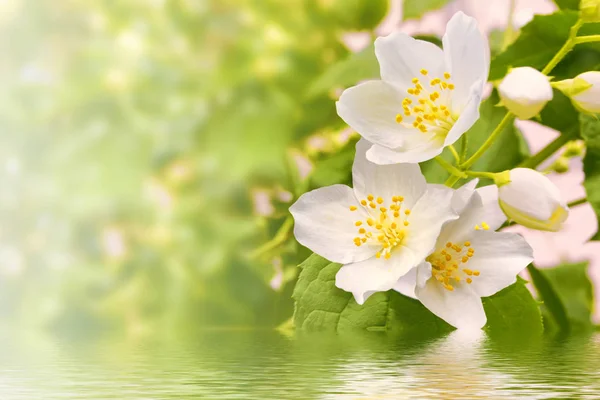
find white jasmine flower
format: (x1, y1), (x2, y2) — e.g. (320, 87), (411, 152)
(336, 12), (489, 164)
(397, 183), (533, 329)
(394, 180), (505, 298)
(498, 67), (553, 119)
(497, 168), (569, 232)
(289, 140), (458, 304)
(553, 71), (600, 113)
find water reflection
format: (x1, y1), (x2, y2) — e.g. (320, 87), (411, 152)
(0, 330), (598, 399)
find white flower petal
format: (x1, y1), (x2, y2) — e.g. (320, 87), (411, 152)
(375, 32), (445, 89)
(415, 262), (487, 329)
(290, 184), (378, 264)
(466, 231), (533, 297)
(404, 185), (458, 259)
(393, 266), (417, 299)
(336, 246), (417, 305)
(499, 168), (565, 221)
(571, 72), (600, 113)
(366, 142), (445, 165)
(436, 191), (487, 246)
(476, 184), (506, 230)
(336, 81), (410, 149)
(444, 81), (483, 146)
(498, 67), (553, 120)
(353, 140), (427, 208)
(451, 179), (479, 214)
(442, 12), (489, 111)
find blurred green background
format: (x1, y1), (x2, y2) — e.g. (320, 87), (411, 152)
(0, 0), (396, 336)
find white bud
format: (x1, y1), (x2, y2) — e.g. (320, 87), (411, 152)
(498, 67), (553, 119)
(553, 71), (600, 113)
(496, 168), (568, 232)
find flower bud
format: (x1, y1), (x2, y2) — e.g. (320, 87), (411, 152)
(581, 0), (600, 23)
(563, 140), (585, 157)
(551, 157), (570, 174)
(498, 67), (553, 119)
(495, 168), (568, 232)
(553, 72), (599, 113)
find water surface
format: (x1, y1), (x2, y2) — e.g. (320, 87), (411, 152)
(1, 330), (599, 399)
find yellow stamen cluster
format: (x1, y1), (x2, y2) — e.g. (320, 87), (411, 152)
(474, 221), (490, 230)
(395, 69), (455, 135)
(427, 240), (479, 291)
(349, 194), (410, 260)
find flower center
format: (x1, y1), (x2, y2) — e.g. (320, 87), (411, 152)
(395, 69), (456, 136)
(426, 240), (479, 292)
(349, 194), (411, 260)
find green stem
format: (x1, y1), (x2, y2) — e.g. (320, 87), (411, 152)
(518, 130), (577, 169)
(541, 19), (584, 75)
(249, 217), (293, 259)
(445, 18), (584, 189)
(459, 133), (468, 163)
(568, 197), (587, 208)
(448, 145), (461, 163)
(464, 170), (498, 180)
(444, 174), (461, 188)
(574, 35), (600, 45)
(435, 156), (467, 178)
(460, 113), (515, 170)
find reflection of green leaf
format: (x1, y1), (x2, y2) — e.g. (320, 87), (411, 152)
(582, 113), (600, 240)
(403, 0), (450, 20)
(294, 254), (543, 337)
(530, 263), (594, 332)
(306, 45), (379, 99)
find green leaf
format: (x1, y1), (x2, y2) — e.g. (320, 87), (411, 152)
(333, 0), (389, 30)
(309, 139), (357, 188)
(539, 90), (581, 135)
(306, 45), (379, 99)
(467, 92), (530, 173)
(292, 255), (453, 335)
(530, 263), (594, 332)
(482, 276), (544, 338)
(553, 0), (580, 9)
(489, 12), (576, 80)
(582, 113), (600, 240)
(527, 264), (570, 331)
(403, 0), (450, 20)
(294, 254), (543, 337)
(490, 10), (600, 81)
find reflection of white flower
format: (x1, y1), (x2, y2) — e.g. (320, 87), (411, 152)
(396, 182), (533, 329)
(498, 168), (569, 232)
(336, 12), (488, 164)
(290, 140), (457, 304)
(498, 67), (553, 119)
